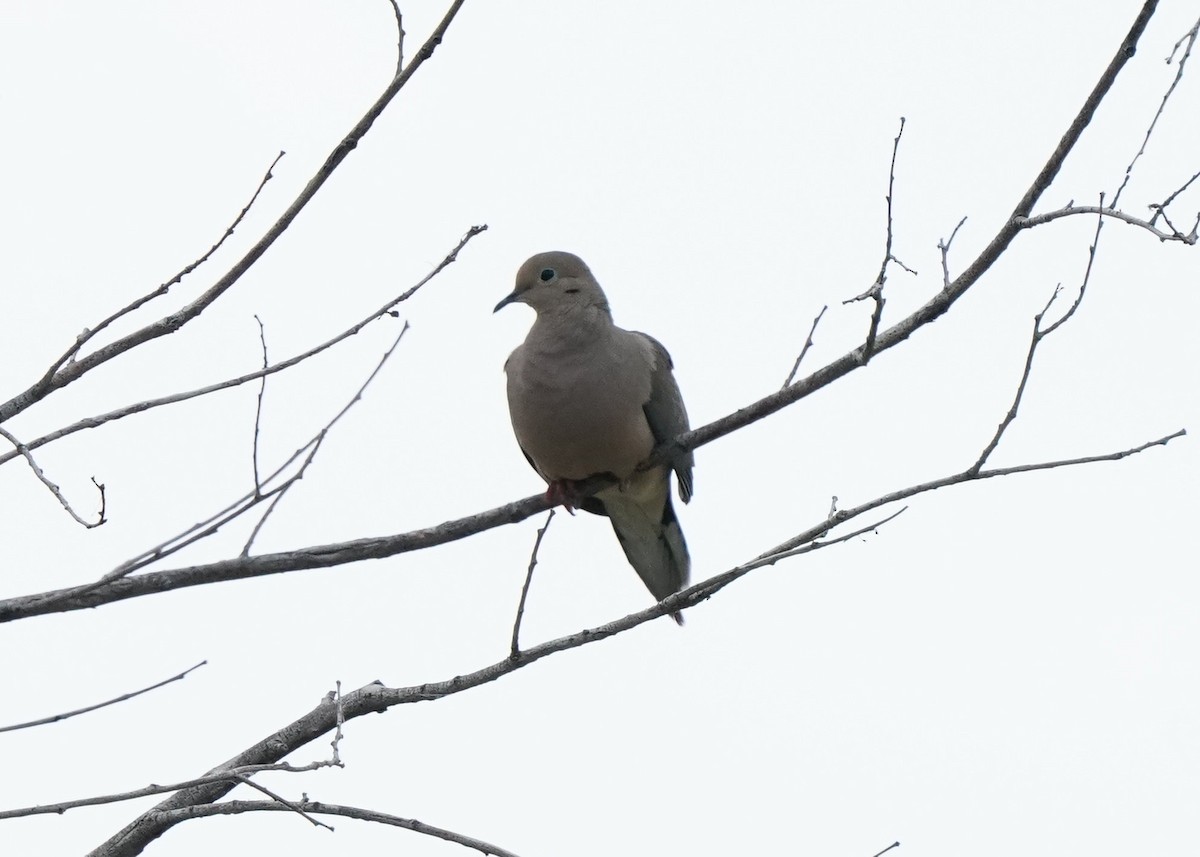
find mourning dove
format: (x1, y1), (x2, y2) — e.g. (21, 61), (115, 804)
(495, 251), (694, 624)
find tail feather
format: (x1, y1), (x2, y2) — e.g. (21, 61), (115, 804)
(599, 479), (690, 624)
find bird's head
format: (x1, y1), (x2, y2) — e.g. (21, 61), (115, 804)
(494, 251), (611, 316)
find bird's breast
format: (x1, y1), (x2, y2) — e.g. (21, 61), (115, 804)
(505, 344), (654, 482)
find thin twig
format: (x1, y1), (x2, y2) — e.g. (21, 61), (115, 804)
(35, 152), (284, 385)
(239, 320), (412, 557)
(844, 117), (914, 361)
(937, 216), (968, 288)
(0, 1), (1166, 537)
(0, 661), (206, 733)
(388, 0), (405, 75)
(970, 286), (1061, 472)
(1003, 26), (1200, 469)
(1017, 202), (1197, 243)
(638, 0), (1163, 463)
(753, 429), (1184, 566)
(880, 117), (912, 279)
(1, 424), (1182, 625)
(0, 0), (468, 426)
(239, 445), (318, 557)
(1151, 166), (1200, 219)
(0, 426), (105, 528)
(1040, 202), (1105, 337)
(511, 510), (555, 656)
(207, 323), (413, 558)
(870, 843), (901, 857)
(0, 759), (341, 820)
(48, 224), (465, 574)
(154, 801), (523, 857)
(330, 681), (345, 765)
(22, 15), (1181, 854)
(974, 241), (1109, 482)
(22, 322), (411, 610)
(1149, 205), (1200, 241)
(232, 774), (333, 832)
(0, 2), (1177, 629)
(751, 507), (908, 568)
(1112, 15), (1199, 207)
(971, 203), (1106, 472)
(781, 305), (827, 388)
(252, 315), (269, 496)
(0, 225), (487, 470)
(64, 421), (1181, 850)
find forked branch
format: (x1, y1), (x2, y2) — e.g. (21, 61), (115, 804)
(59, 423), (1182, 855)
(0, 0), (469, 426)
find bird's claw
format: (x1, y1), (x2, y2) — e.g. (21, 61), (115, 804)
(545, 480), (579, 515)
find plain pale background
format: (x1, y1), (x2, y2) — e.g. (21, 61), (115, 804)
(1, 3), (1197, 855)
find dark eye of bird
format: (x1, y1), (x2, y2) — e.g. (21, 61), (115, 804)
(539, 268), (555, 282)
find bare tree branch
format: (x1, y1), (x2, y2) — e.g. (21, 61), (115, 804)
(0, 0), (469, 426)
(0, 759), (340, 821)
(510, 510), (555, 656)
(843, 117), (915, 361)
(0, 0), (1180, 664)
(251, 315), (269, 495)
(641, 0), (1163, 469)
(937, 216), (968, 288)
(746, 507), (909, 570)
(69, 421), (1183, 854)
(0, 426), (106, 528)
(30, 151), (284, 393)
(971, 287), (1062, 473)
(0, 2), (1169, 625)
(1040, 206), (1106, 339)
(1112, 15), (1199, 206)
(14, 321), (412, 618)
(231, 774), (333, 832)
(0, 661), (206, 734)
(0, 485), (549, 623)
(0, 225), (486, 470)
(154, 800), (522, 857)
(781, 305), (827, 388)
(751, 430), (1183, 566)
(23, 220), (482, 588)
(1151, 166), (1200, 218)
(0, 419), (1184, 625)
(878, 117), (915, 276)
(236, 317), (411, 555)
(0, 5), (1188, 857)
(328, 681), (345, 766)
(972, 204), (1105, 471)
(1016, 202), (1197, 243)
(387, 0), (405, 75)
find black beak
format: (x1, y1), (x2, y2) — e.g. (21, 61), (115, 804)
(493, 291), (520, 313)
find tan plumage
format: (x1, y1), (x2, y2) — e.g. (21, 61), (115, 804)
(495, 251), (694, 623)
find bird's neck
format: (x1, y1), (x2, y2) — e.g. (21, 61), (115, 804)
(528, 304), (614, 355)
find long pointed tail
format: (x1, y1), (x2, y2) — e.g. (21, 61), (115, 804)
(601, 484), (690, 624)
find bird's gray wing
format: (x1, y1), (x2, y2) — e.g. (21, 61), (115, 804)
(635, 332), (694, 503)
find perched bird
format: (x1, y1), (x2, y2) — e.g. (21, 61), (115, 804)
(495, 251), (694, 623)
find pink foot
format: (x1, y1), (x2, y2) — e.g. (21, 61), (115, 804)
(545, 480), (580, 515)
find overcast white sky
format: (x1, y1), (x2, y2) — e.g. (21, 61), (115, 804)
(1, 3), (1197, 856)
